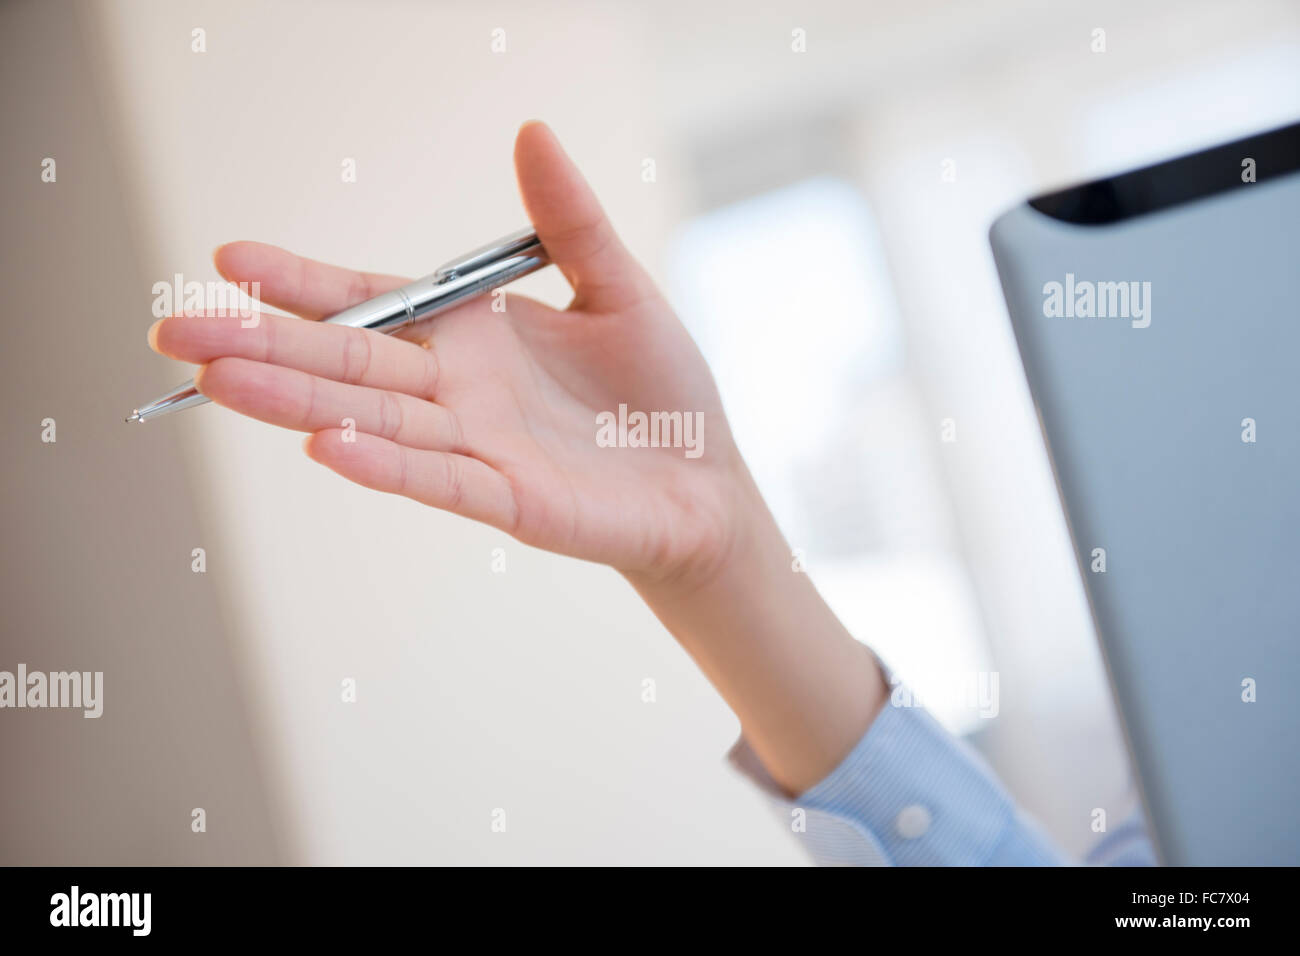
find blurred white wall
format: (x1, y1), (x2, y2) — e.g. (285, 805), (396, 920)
(80, 0), (1300, 862)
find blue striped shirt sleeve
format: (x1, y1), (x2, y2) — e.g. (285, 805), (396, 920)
(729, 699), (1156, 866)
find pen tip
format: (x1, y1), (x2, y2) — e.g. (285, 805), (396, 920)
(125, 411), (141, 423)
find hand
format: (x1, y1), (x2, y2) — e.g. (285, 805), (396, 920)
(150, 120), (885, 795)
(150, 122), (749, 588)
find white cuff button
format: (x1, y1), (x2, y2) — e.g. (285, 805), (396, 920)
(895, 804), (932, 839)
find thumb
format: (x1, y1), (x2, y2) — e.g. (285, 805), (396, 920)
(513, 121), (655, 313)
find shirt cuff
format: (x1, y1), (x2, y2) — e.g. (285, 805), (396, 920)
(728, 700), (1069, 866)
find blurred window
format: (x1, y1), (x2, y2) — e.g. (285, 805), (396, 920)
(668, 177), (995, 733)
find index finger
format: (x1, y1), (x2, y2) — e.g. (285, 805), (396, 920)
(214, 241), (409, 321)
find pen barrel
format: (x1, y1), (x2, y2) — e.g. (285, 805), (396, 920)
(322, 289), (414, 334)
(322, 248), (548, 334)
(408, 250), (549, 319)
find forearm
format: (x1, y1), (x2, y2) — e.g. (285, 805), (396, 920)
(625, 470), (887, 796)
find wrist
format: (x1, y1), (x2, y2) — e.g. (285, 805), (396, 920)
(624, 467), (887, 795)
(621, 459), (772, 602)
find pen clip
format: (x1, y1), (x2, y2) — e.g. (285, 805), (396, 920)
(434, 227), (543, 284)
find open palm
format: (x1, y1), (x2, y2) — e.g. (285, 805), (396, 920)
(150, 122), (747, 585)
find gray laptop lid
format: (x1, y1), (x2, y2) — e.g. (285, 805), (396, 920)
(989, 124), (1300, 866)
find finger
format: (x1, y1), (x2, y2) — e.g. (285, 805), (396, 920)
(513, 120), (657, 313)
(150, 311), (441, 401)
(194, 357), (463, 452)
(214, 241), (408, 321)
(304, 429), (518, 532)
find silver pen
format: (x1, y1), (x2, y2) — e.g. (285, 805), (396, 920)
(126, 227), (550, 423)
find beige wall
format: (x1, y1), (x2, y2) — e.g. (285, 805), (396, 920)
(0, 0), (280, 864)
